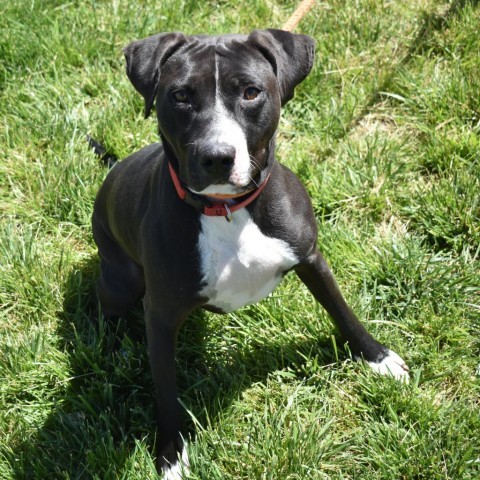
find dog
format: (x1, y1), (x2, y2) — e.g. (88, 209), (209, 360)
(92, 29), (409, 479)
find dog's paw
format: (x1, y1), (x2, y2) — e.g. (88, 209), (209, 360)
(366, 349), (410, 383)
(162, 444), (190, 480)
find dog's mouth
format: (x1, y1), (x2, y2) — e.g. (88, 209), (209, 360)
(187, 182), (256, 200)
(187, 163), (267, 200)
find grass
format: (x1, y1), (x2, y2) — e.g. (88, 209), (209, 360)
(1, 0), (479, 478)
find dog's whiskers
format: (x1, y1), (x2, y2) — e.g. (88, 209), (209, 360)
(249, 156), (261, 170)
(248, 156), (262, 187)
(248, 176), (260, 188)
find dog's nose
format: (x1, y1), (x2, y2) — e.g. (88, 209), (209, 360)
(198, 143), (236, 177)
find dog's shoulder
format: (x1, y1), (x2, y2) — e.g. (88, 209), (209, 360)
(248, 162), (318, 260)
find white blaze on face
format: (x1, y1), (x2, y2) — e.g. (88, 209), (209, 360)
(214, 102), (251, 187)
(194, 50), (251, 196)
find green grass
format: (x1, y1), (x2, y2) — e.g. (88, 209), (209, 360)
(1, 0), (479, 478)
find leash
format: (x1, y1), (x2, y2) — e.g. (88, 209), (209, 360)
(282, 0), (316, 32)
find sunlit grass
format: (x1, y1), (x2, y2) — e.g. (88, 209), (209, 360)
(1, 1), (479, 479)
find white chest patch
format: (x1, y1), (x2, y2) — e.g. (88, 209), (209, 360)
(198, 210), (298, 312)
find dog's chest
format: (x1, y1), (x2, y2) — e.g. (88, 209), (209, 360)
(198, 210), (298, 313)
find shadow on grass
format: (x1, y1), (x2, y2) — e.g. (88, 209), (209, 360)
(8, 255), (336, 478)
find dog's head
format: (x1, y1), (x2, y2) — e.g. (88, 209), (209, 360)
(124, 29), (315, 196)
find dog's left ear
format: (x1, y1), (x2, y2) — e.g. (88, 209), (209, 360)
(123, 32), (187, 118)
(248, 29), (315, 106)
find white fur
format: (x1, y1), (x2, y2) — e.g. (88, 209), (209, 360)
(198, 209), (298, 312)
(367, 349), (410, 383)
(213, 101), (251, 188)
(162, 444), (190, 480)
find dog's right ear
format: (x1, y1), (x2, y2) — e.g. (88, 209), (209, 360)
(123, 32), (187, 118)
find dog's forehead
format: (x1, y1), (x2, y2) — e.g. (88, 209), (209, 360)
(162, 33), (273, 82)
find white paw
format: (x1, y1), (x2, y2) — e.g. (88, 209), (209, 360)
(162, 444), (190, 480)
(367, 349), (410, 383)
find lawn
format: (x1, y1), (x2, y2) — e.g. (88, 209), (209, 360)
(1, 0), (479, 479)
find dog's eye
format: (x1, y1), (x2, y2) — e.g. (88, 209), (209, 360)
(172, 89), (190, 103)
(243, 86), (261, 101)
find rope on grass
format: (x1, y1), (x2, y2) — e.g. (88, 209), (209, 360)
(281, 0), (316, 32)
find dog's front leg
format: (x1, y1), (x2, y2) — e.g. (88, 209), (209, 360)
(143, 294), (189, 479)
(295, 249), (409, 381)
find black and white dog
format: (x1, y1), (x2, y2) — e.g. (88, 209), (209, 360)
(92, 29), (409, 478)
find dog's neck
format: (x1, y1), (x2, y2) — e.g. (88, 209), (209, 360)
(167, 161), (272, 222)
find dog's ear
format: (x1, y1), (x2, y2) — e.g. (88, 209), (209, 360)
(248, 29), (315, 106)
(123, 32), (187, 118)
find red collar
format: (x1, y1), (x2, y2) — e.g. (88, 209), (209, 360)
(168, 162), (270, 222)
